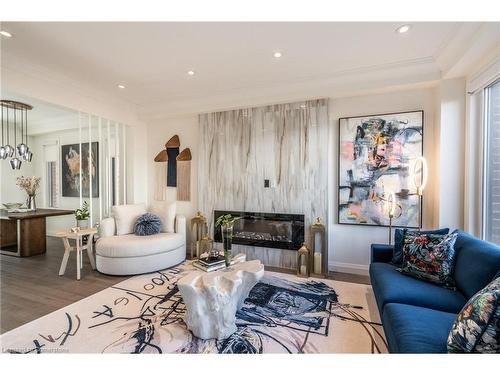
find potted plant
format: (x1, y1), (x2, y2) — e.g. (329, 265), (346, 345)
(215, 214), (240, 267)
(75, 201), (90, 228)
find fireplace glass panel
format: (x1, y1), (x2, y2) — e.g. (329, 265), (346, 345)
(214, 210), (304, 250)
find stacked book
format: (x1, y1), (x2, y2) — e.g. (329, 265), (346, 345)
(193, 255), (227, 272)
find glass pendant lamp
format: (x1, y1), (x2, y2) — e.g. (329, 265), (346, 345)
(0, 105), (7, 159)
(3, 106), (14, 158)
(10, 107), (22, 170)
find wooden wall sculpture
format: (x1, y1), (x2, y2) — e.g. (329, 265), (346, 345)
(166, 135), (180, 187)
(153, 135), (191, 201)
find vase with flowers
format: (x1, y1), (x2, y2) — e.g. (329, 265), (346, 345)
(16, 176), (41, 210)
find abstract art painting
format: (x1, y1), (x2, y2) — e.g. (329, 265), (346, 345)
(61, 142), (99, 197)
(338, 111), (423, 227)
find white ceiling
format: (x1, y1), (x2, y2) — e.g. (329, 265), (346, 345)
(1, 22), (496, 118)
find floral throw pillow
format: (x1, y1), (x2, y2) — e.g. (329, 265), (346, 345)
(447, 277), (500, 353)
(400, 231), (458, 287)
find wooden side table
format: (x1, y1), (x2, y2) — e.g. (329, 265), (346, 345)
(55, 228), (97, 280)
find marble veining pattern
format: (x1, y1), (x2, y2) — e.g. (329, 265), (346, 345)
(198, 100), (329, 269)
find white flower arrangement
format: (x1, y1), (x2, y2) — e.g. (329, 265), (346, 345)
(16, 176), (41, 196)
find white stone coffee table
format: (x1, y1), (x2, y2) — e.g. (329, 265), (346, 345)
(178, 260), (264, 340)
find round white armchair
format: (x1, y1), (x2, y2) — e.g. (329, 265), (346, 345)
(95, 202), (186, 275)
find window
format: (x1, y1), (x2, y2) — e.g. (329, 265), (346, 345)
(46, 160), (59, 208)
(484, 79), (500, 245)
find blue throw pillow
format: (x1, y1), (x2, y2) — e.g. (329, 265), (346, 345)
(134, 213), (162, 236)
(447, 276), (500, 353)
(392, 228), (450, 265)
(400, 231), (458, 287)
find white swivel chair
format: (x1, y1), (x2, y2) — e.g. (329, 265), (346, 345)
(96, 202), (186, 275)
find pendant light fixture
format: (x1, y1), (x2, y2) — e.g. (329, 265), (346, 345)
(0, 100), (34, 169)
(9, 105), (22, 170)
(0, 105), (7, 159)
(24, 107), (33, 162)
(17, 107), (28, 157)
(3, 105), (14, 158)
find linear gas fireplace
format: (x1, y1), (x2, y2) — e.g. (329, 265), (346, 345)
(214, 210), (304, 250)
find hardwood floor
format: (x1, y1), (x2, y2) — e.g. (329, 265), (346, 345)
(0, 236), (127, 334)
(266, 265), (371, 285)
(1, 236), (370, 334)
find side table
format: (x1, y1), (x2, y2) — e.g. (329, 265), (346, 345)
(55, 228), (97, 280)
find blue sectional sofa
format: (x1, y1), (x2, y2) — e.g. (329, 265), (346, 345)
(369, 231), (500, 353)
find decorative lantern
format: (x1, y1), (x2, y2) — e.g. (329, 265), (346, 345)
(199, 235), (217, 259)
(297, 243), (310, 278)
(190, 211), (208, 258)
(310, 217), (327, 278)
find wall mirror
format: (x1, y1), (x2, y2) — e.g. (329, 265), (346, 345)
(0, 92), (130, 235)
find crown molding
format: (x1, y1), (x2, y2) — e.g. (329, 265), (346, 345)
(467, 53), (500, 94)
(138, 56), (441, 119)
(434, 23), (500, 79)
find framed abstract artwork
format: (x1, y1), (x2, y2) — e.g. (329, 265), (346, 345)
(338, 111), (423, 228)
(61, 142), (99, 198)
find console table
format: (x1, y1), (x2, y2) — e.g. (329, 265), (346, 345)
(0, 209), (74, 257)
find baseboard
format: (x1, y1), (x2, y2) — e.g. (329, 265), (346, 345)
(328, 261), (369, 276)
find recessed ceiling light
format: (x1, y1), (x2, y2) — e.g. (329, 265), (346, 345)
(117, 84), (125, 89)
(0, 30), (13, 38)
(187, 70), (195, 76)
(273, 51), (282, 58)
(396, 24), (411, 34)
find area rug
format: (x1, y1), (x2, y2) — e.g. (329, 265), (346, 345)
(0, 263), (387, 354)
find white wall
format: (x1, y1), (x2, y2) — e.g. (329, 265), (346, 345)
(146, 87), (444, 274)
(437, 78), (467, 230)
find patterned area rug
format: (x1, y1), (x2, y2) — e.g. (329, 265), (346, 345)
(0, 263), (387, 353)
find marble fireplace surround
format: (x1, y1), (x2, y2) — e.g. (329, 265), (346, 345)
(198, 99), (328, 270)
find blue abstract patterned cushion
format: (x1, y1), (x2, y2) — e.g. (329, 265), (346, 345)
(392, 228), (450, 265)
(400, 231), (458, 287)
(134, 213), (162, 236)
(447, 276), (500, 353)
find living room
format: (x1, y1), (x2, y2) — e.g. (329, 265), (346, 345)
(0, 0), (499, 373)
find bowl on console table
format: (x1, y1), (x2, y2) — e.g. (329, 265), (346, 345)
(3, 203), (24, 212)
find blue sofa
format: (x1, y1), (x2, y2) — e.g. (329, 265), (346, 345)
(369, 231), (500, 353)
